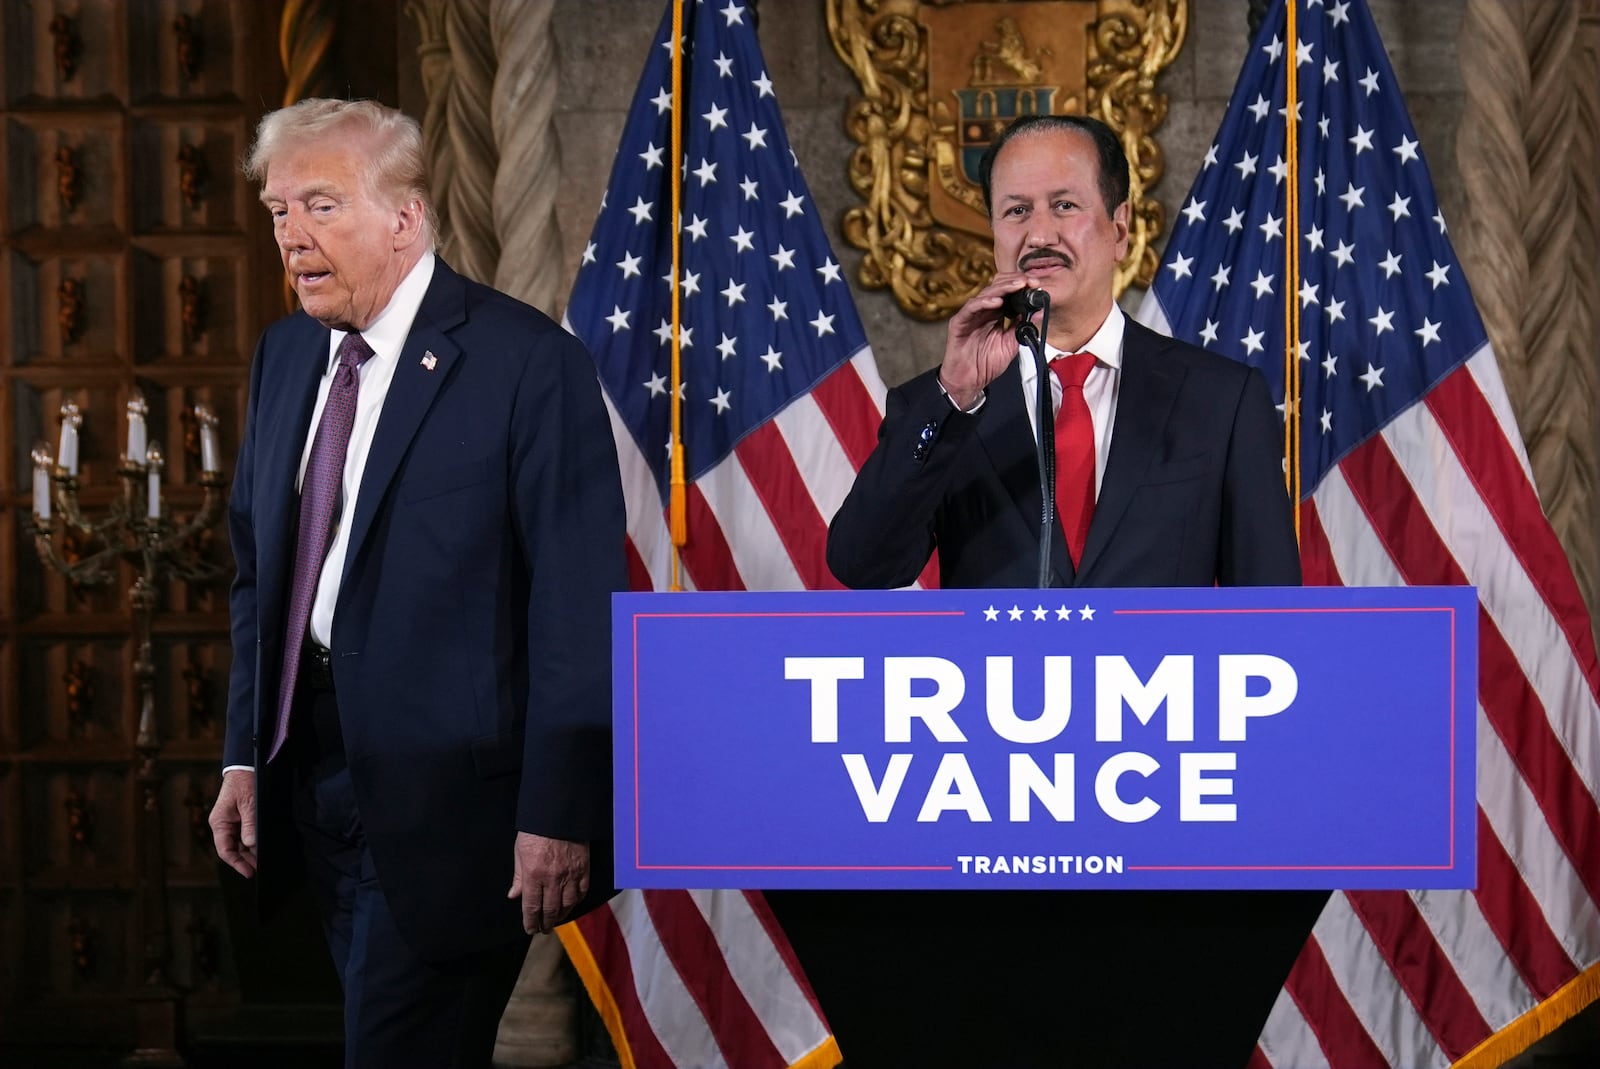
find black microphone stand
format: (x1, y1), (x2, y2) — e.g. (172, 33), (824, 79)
(1015, 304), (1054, 588)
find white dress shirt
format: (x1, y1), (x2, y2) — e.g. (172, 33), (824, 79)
(1016, 301), (1125, 500)
(299, 252), (436, 647)
(223, 253), (437, 774)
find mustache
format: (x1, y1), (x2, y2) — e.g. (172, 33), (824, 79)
(1019, 248), (1071, 270)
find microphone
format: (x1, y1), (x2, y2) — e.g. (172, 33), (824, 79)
(1002, 285), (1049, 321)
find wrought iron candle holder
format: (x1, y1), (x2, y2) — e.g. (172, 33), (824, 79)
(27, 393), (228, 1067)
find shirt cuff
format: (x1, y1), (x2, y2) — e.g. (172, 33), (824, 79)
(222, 765), (255, 775)
(937, 375), (986, 414)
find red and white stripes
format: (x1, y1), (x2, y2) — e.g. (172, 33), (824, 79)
(560, 344), (899, 1069)
(1254, 342), (1600, 1067)
(561, 890), (839, 1069)
(604, 348), (894, 594)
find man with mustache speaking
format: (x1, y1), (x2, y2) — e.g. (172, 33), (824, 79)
(764, 115), (1327, 1067)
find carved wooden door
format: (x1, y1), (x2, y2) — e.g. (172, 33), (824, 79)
(0, 0), (284, 1055)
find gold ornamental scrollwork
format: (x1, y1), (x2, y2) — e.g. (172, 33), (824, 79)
(826, 0), (1187, 320)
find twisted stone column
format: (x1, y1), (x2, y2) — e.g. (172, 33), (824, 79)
(406, 0), (457, 253)
(442, 0), (500, 283)
(279, 0), (338, 105)
(1456, 0), (1600, 637)
(490, 0), (562, 313)
(1456, 0), (1532, 400)
(493, 934), (577, 1067)
(1517, 4), (1597, 601)
(1573, 7), (1600, 630)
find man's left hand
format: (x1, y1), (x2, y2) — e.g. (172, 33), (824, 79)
(507, 832), (590, 934)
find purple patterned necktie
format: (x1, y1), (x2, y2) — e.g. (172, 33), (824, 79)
(268, 331), (374, 760)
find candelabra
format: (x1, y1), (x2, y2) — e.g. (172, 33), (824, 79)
(28, 391), (228, 1067)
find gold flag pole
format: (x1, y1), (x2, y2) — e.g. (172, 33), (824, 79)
(667, 0), (688, 589)
(1283, 0), (1303, 541)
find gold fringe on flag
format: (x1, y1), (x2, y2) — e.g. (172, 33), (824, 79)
(556, 927), (642, 1069)
(1452, 961), (1600, 1068)
(557, 925), (847, 1069)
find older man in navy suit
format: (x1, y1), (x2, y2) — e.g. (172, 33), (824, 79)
(769, 115), (1326, 1068)
(208, 98), (625, 1068)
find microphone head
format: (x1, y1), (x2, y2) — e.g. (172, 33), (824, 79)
(1002, 285), (1050, 320)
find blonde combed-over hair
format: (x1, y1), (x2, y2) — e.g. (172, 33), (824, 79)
(244, 98), (436, 248)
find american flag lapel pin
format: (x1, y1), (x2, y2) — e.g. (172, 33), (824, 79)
(421, 351), (438, 371)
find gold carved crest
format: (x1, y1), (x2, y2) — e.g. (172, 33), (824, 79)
(826, 0), (1187, 320)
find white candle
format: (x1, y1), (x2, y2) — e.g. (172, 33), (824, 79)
(58, 401), (81, 475)
(126, 391), (147, 465)
(195, 405), (219, 474)
(146, 443), (164, 520)
(32, 444), (53, 520)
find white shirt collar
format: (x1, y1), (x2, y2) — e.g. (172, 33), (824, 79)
(1018, 301), (1127, 389)
(325, 251), (437, 372)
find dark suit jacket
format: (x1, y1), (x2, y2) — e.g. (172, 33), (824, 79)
(828, 317), (1300, 589)
(224, 259), (626, 960)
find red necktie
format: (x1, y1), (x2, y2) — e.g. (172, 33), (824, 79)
(1050, 351), (1097, 567)
(270, 332), (374, 760)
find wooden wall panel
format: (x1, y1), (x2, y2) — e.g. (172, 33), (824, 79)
(0, 0), (287, 1058)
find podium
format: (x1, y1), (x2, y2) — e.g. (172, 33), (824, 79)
(614, 585), (1477, 893)
(613, 585), (1479, 1067)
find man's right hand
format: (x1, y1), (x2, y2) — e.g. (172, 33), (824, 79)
(209, 769), (258, 878)
(938, 272), (1039, 409)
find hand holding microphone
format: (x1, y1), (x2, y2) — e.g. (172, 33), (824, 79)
(940, 276), (1051, 410)
(1002, 284), (1050, 321)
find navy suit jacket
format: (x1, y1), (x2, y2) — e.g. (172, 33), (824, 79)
(828, 317), (1300, 589)
(224, 259), (626, 959)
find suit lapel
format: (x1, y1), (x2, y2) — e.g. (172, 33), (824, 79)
(1076, 321), (1185, 579)
(977, 358), (1076, 586)
(338, 262), (467, 588)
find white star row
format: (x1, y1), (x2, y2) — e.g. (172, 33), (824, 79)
(982, 604), (1097, 622)
(1211, 129), (1418, 185)
(636, 117), (774, 168)
(1187, 252), (1450, 295)
(648, 73), (774, 116)
(641, 373), (735, 416)
(1184, 247), (1451, 309)
(629, 303), (838, 347)
(1220, 306), (1434, 360)
(1312, 359), (1388, 392)
(584, 233), (840, 285)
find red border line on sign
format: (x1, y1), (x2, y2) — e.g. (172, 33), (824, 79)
(1112, 606), (1453, 615)
(633, 611), (641, 865)
(1115, 604), (1462, 875)
(1127, 863), (1456, 872)
(633, 611), (967, 619)
(631, 609), (966, 869)
(637, 864), (955, 872)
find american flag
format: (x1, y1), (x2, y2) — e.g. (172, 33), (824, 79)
(1138, 0), (1600, 1065)
(556, 0), (901, 1065)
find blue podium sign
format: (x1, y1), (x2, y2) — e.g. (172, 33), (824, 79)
(614, 586), (1476, 890)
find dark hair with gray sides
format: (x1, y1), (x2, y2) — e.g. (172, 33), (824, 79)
(243, 98), (436, 248)
(977, 114), (1131, 221)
